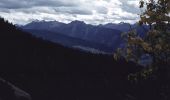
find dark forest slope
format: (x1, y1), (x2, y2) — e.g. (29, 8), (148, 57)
(0, 18), (150, 100)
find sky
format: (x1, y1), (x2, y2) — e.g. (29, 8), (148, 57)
(0, 0), (142, 25)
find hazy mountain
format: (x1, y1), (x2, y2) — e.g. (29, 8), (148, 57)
(100, 22), (131, 32)
(101, 22), (149, 37)
(20, 20), (149, 54)
(23, 29), (114, 53)
(21, 20), (124, 53)
(22, 20), (66, 30)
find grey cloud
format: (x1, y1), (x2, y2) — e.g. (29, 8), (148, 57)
(0, 8), (10, 13)
(54, 7), (92, 15)
(0, 0), (34, 9)
(122, 5), (139, 14)
(120, 1), (140, 14)
(102, 0), (111, 2)
(96, 7), (108, 14)
(15, 7), (56, 14)
(0, 0), (91, 15)
(121, 16), (138, 21)
(0, 0), (78, 9)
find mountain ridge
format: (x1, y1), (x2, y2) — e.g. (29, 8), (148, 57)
(21, 20), (148, 45)
(20, 20), (125, 53)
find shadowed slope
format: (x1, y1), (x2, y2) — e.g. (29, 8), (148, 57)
(0, 18), (141, 100)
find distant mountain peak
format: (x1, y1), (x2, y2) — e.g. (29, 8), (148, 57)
(29, 20), (64, 25)
(119, 22), (125, 24)
(118, 22), (129, 25)
(104, 23), (115, 25)
(69, 20), (86, 25)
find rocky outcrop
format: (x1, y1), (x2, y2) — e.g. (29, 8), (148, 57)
(0, 78), (31, 100)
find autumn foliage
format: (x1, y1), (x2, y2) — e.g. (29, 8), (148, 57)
(115, 0), (170, 68)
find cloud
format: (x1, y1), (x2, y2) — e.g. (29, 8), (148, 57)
(54, 7), (93, 15)
(0, 0), (79, 9)
(0, 0), (141, 25)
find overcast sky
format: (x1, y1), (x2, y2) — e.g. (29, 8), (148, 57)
(0, 0), (142, 25)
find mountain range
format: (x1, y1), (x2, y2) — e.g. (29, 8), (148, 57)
(20, 20), (148, 53)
